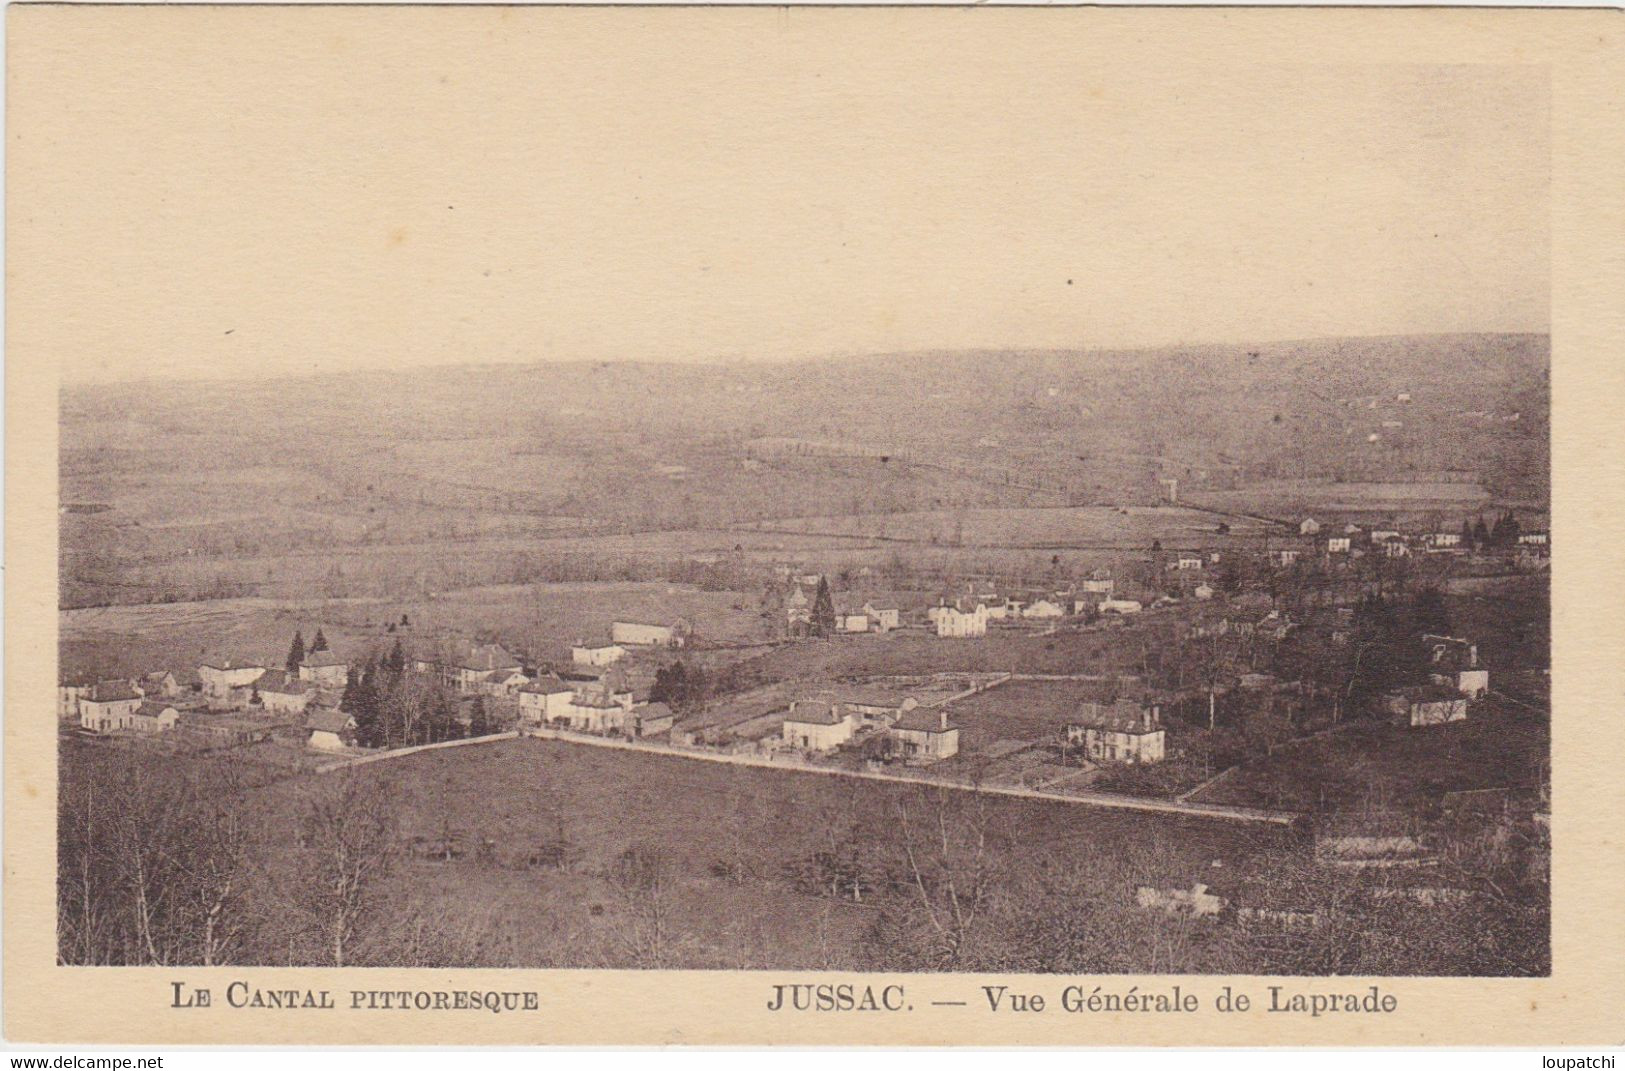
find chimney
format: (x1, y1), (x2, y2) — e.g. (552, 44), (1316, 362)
(1468, 644), (1478, 668)
(940, 709), (949, 731)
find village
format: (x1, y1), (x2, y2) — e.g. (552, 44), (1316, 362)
(61, 511), (1550, 825)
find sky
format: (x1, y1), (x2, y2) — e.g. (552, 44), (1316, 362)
(11, 9), (1551, 384)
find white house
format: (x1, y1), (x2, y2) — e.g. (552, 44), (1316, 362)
(781, 700), (858, 752)
(79, 680), (145, 731)
(307, 709), (357, 751)
(1326, 537), (1352, 554)
(1081, 571), (1115, 595)
(1193, 583), (1215, 600)
(611, 620), (689, 647)
(1174, 554), (1204, 571)
(890, 707), (960, 762)
(429, 644), (524, 695)
(298, 650), (349, 689)
(127, 701), (181, 734)
(1270, 548), (1301, 566)
(861, 603), (900, 632)
(1066, 700), (1166, 764)
(1426, 532), (1463, 549)
(936, 604), (989, 638)
(1023, 599), (1067, 619)
(484, 667), (530, 697)
(836, 613), (871, 633)
(1384, 688), (1468, 728)
(572, 643), (627, 668)
(1518, 531), (1549, 547)
(1098, 599), (1143, 615)
(517, 675), (576, 725)
(1299, 518), (1321, 535)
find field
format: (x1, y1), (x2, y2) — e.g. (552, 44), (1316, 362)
(232, 736), (1301, 968)
(754, 505), (1274, 547)
(58, 581), (771, 681)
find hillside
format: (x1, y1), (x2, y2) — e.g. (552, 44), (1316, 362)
(60, 333), (1547, 606)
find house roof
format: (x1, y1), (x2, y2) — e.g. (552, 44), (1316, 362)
(1071, 699), (1161, 734)
(893, 707), (954, 733)
(639, 702), (675, 720)
(88, 680), (141, 703)
(135, 700), (177, 719)
(256, 670), (310, 696)
(307, 709), (355, 734)
(520, 675), (573, 695)
(459, 644), (521, 671)
(784, 700), (846, 726)
(301, 650), (347, 668)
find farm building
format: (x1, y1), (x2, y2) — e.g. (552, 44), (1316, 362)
(1269, 548), (1301, 566)
(1383, 687), (1469, 728)
(127, 701), (181, 733)
(1023, 599), (1067, 619)
(198, 661), (266, 703)
(1066, 699), (1166, 764)
(78, 680), (144, 732)
(180, 714), (271, 748)
(1098, 599), (1143, 615)
(781, 700), (858, 752)
(1193, 583), (1215, 600)
(1299, 518), (1321, 535)
(572, 643), (627, 668)
(835, 613), (871, 634)
(298, 650), (349, 689)
(890, 707), (960, 762)
(255, 670), (313, 716)
(307, 709), (357, 751)
(611, 620), (690, 647)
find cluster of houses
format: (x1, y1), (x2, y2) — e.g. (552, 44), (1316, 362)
(63, 648), (355, 751)
(1292, 517), (1549, 563)
(777, 690), (962, 763)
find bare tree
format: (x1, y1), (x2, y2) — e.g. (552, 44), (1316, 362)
(296, 773), (397, 967)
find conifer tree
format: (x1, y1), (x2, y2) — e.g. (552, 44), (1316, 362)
(811, 577), (837, 637)
(310, 629), (329, 654)
(286, 631), (306, 674)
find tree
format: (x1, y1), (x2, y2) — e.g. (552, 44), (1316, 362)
(468, 696), (491, 737)
(310, 629), (329, 655)
(296, 774), (396, 968)
(384, 638), (406, 676)
(285, 631), (306, 674)
(811, 577), (837, 638)
(400, 613), (410, 627)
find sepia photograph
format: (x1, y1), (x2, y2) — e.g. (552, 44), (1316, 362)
(12, 3), (1623, 1050)
(43, 17), (1554, 980)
